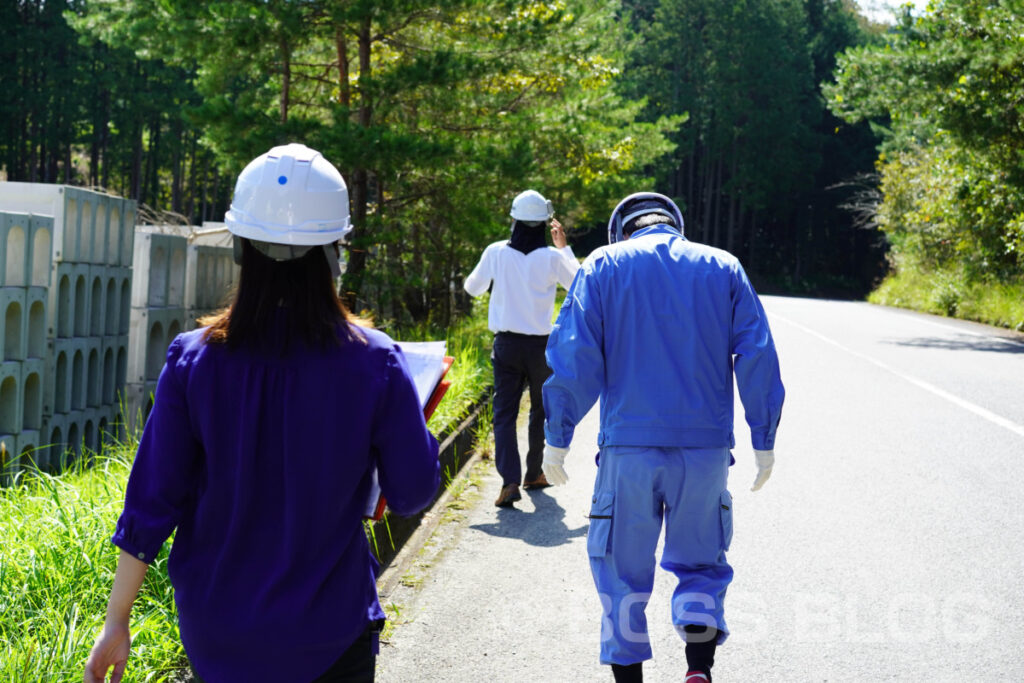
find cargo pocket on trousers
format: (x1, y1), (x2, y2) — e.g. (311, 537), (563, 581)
(587, 491), (615, 558)
(719, 490), (734, 551)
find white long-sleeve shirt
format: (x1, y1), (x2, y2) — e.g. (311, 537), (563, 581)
(464, 241), (580, 335)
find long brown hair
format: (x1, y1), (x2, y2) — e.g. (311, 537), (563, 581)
(201, 239), (368, 354)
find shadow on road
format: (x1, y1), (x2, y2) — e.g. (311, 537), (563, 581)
(885, 335), (1024, 354)
(469, 490), (589, 547)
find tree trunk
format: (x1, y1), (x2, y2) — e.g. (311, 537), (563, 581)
(686, 150), (696, 239)
(280, 36), (291, 124)
(171, 120), (183, 214)
(711, 156), (723, 248)
(99, 86), (110, 189)
(186, 134), (197, 222)
(336, 27), (350, 106)
(341, 15), (373, 311)
(726, 141), (738, 253)
(149, 116), (161, 209)
(701, 149), (714, 245)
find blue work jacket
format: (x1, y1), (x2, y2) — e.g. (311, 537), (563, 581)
(543, 224), (784, 451)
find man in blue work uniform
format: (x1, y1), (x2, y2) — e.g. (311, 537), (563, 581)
(542, 192), (784, 683)
(465, 190), (580, 507)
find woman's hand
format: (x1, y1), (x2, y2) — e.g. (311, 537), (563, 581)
(84, 621), (131, 683)
(550, 218), (567, 248)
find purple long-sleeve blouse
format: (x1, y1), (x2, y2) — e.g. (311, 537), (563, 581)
(112, 323), (440, 682)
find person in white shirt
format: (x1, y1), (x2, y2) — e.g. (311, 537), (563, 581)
(464, 190), (580, 507)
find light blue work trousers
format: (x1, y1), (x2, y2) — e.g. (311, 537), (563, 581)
(587, 445), (734, 665)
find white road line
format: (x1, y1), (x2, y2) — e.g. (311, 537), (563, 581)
(771, 312), (1024, 439)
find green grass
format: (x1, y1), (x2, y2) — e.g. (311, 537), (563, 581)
(0, 447), (184, 682)
(869, 268), (1024, 332)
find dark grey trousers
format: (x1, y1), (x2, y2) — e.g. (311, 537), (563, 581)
(491, 331), (551, 486)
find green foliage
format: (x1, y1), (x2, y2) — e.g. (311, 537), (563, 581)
(74, 0), (681, 325)
(827, 0), (1024, 297)
(621, 0), (883, 290)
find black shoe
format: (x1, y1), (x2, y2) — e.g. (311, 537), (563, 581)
(611, 662), (642, 683)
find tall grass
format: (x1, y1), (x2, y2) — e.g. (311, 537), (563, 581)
(870, 268), (1024, 331)
(0, 447), (184, 682)
(406, 296), (492, 436)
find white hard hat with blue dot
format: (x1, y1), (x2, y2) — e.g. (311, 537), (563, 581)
(225, 143), (351, 276)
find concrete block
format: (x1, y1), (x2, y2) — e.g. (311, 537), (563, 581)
(1, 287), (26, 361)
(25, 288), (46, 359)
(187, 243), (237, 314)
(15, 429), (40, 474)
(52, 337), (87, 412)
(41, 413), (66, 472)
(101, 335), (129, 408)
(89, 266), (132, 337)
(49, 262), (90, 338)
(100, 267), (129, 336)
(118, 202), (137, 267)
(46, 339), (66, 415)
(0, 183), (137, 265)
(30, 215), (54, 288)
(0, 432), (17, 485)
(85, 337), (102, 408)
(98, 406), (129, 448)
(87, 265), (111, 337)
(85, 194), (110, 264)
(1, 212), (52, 288)
(60, 188), (95, 263)
(0, 361), (22, 436)
(81, 408), (100, 455)
(21, 357), (43, 432)
(63, 409), (85, 463)
(1, 212), (30, 287)
(92, 406), (116, 455)
(132, 231), (188, 308)
(127, 306), (185, 384)
(107, 202), (124, 265)
(122, 381), (158, 433)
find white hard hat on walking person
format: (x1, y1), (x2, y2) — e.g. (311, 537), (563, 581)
(225, 143), (350, 277)
(509, 189), (554, 223)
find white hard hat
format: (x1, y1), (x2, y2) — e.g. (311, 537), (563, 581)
(225, 143), (351, 246)
(509, 190), (554, 222)
(607, 192), (685, 244)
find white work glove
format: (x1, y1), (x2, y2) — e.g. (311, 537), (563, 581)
(542, 443), (570, 486)
(751, 449), (774, 492)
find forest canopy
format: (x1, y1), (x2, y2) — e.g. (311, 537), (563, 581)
(826, 0), (1024, 323)
(3, 0), (912, 325)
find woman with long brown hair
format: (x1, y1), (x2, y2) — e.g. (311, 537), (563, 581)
(85, 144), (440, 683)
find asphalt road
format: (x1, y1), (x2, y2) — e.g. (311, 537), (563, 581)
(376, 296), (1024, 682)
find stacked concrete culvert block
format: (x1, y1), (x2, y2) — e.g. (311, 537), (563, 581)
(0, 183), (136, 481)
(1, 185), (242, 484)
(122, 224), (237, 429)
(187, 224), (239, 324)
(124, 227), (189, 430)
